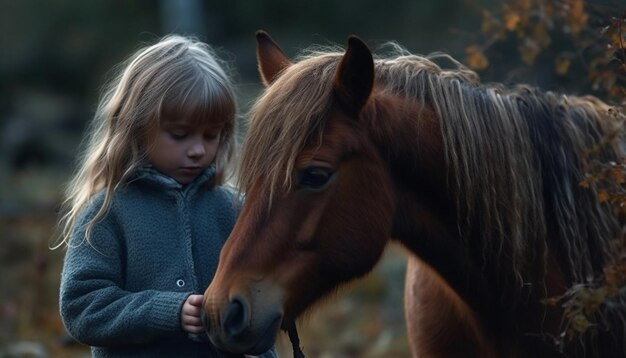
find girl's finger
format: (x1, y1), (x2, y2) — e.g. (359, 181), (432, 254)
(182, 314), (203, 326)
(188, 294), (204, 306)
(183, 305), (201, 316)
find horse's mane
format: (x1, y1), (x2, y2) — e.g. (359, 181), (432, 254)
(240, 43), (623, 289)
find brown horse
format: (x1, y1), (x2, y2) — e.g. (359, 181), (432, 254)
(203, 31), (625, 357)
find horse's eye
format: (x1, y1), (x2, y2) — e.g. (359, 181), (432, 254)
(297, 167), (334, 190)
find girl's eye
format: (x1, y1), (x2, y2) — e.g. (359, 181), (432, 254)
(204, 132), (220, 140)
(297, 167), (334, 190)
(170, 131), (187, 140)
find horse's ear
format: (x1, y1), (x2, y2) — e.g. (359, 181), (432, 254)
(256, 30), (291, 86)
(333, 36), (374, 117)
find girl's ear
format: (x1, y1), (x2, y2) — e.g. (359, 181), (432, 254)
(256, 31), (291, 86)
(333, 36), (374, 117)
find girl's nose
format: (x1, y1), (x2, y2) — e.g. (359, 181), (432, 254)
(188, 140), (206, 158)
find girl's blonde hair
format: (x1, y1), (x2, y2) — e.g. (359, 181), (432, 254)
(55, 34), (237, 247)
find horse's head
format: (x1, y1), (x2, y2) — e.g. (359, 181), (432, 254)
(203, 32), (396, 354)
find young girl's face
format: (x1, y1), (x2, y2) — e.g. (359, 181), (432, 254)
(147, 118), (222, 185)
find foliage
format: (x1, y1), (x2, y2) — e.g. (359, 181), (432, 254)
(465, 0), (626, 351)
(466, 0), (625, 103)
(552, 106), (626, 347)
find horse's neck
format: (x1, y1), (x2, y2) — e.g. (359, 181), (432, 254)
(390, 179), (498, 321)
(365, 94), (567, 342)
(364, 95), (492, 307)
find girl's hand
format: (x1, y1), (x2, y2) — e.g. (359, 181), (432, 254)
(181, 294), (204, 333)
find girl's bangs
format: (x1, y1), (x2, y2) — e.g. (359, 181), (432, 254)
(161, 76), (234, 128)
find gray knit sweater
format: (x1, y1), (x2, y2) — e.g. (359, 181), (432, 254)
(59, 165), (277, 358)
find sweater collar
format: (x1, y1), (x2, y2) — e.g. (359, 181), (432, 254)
(132, 164), (216, 194)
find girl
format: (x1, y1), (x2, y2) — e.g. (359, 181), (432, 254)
(57, 35), (276, 358)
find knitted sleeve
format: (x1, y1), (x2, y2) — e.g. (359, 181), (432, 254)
(59, 202), (190, 346)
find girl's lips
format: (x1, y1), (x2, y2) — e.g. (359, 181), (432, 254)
(180, 167), (202, 174)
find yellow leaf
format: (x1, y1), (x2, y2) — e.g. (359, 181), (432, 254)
(584, 287), (607, 314)
(597, 189), (610, 202)
(465, 45), (489, 70)
(612, 167), (626, 184)
(567, 0), (588, 36)
(503, 5), (521, 31)
(541, 297), (561, 306)
(571, 314), (589, 333)
(555, 57), (571, 76)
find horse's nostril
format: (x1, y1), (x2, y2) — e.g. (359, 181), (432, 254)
(222, 296), (249, 337)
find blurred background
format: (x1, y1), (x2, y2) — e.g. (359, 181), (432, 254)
(1, 0), (623, 357)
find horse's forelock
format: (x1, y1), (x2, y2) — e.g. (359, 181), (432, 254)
(238, 53), (342, 205)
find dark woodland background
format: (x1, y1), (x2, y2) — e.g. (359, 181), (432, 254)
(1, 0), (624, 357)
